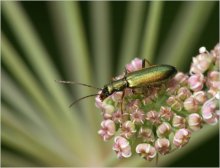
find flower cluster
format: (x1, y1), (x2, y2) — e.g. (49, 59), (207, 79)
(96, 44), (219, 161)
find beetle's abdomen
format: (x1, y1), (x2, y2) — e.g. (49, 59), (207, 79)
(126, 65), (177, 87)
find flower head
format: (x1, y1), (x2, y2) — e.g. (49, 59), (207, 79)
(190, 50), (213, 74)
(174, 72), (189, 85)
(95, 92), (103, 109)
(136, 144), (157, 161)
(188, 113), (202, 131)
(155, 138), (170, 155)
(159, 106), (173, 121)
(183, 96), (199, 113)
(202, 98), (219, 125)
(130, 109), (145, 124)
(173, 129), (191, 148)
(156, 122), (172, 138)
(188, 73), (205, 92)
(138, 127), (155, 143)
(126, 58), (143, 73)
(167, 96), (183, 111)
(121, 121), (136, 139)
(98, 120), (116, 141)
(146, 110), (161, 125)
(112, 110), (123, 123)
(113, 136), (132, 159)
(193, 91), (207, 104)
(206, 71), (220, 94)
(96, 44), (219, 161)
(177, 87), (192, 101)
(126, 99), (141, 113)
(172, 115), (186, 128)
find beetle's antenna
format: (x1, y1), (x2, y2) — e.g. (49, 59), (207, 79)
(69, 94), (99, 108)
(55, 80), (101, 90)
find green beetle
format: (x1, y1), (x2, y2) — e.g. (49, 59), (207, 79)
(57, 59), (177, 107)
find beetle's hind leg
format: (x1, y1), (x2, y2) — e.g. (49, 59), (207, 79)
(120, 90), (125, 115)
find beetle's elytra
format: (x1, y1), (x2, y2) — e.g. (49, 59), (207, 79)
(99, 60), (177, 101)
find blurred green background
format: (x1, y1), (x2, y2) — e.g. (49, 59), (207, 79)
(1, 1), (219, 167)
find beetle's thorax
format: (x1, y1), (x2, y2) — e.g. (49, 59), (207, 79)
(100, 78), (127, 101)
(108, 79), (128, 93)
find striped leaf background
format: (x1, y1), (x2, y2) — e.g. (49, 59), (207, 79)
(1, 1), (219, 166)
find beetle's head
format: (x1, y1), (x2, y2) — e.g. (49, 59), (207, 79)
(100, 86), (110, 101)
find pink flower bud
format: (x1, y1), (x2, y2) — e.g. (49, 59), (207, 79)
(177, 87), (192, 101)
(147, 87), (160, 100)
(155, 138), (170, 155)
(104, 103), (115, 112)
(190, 53), (213, 74)
(211, 43), (220, 66)
(126, 58), (143, 73)
(98, 120), (116, 141)
(146, 111), (161, 125)
(211, 43), (220, 58)
(136, 143), (157, 161)
(167, 96), (183, 111)
(159, 106), (173, 121)
(142, 97), (153, 104)
(130, 109), (145, 124)
(184, 96), (199, 112)
(138, 127), (155, 143)
(193, 91), (207, 104)
(188, 74), (204, 92)
(126, 99), (141, 113)
(166, 78), (180, 95)
(102, 113), (112, 120)
(156, 122), (172, 138)
(202, 98), (219, 125)
(111, 92), (123, 102)
(188, 113), (202, 131)
(174, 72), (189, 86)
(173, 129), (191, 148)
(121, 121), (136, 139)
(113, 136), (132, 158)
(95, 92), (103, 109)
(207, 71), (219, 81)
(206, 71), (220, 91)
(172, 115), (186, 128)
(199, 46), (207, 54)
(166, 95), (176, 105)
(207, 88), (219, 97)
(112, 110), (123, 123)
(102, 103), (115, 119)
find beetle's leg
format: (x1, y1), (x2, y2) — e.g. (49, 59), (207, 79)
(124, 67), (128, 76)
(120, 68), (129, 120)
(120, 90), (125, 115)
(155, 153), (159, 166)
(142, 59), (153, 68)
